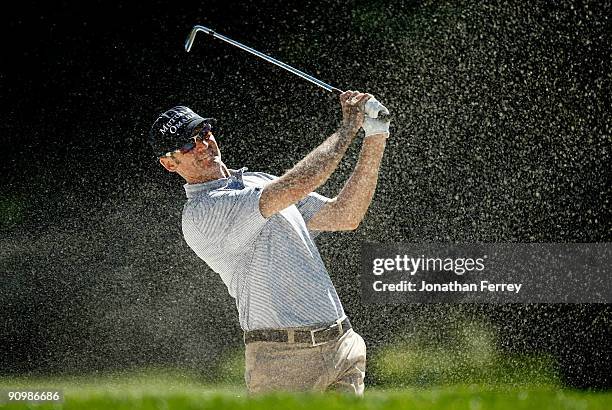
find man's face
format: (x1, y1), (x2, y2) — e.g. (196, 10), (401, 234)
(159, 130), (222, 178)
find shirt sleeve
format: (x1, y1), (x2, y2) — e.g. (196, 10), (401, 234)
(296, 192), (333, 223)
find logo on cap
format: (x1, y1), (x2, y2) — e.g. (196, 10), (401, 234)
(159, 107), (198, 135)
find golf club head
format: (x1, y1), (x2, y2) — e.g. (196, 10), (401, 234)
(185, 25), (215, 52)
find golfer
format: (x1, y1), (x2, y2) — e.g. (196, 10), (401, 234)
(148, 91), (390, 395)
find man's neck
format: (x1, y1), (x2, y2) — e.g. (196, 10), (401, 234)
(185, 162), (231, 184)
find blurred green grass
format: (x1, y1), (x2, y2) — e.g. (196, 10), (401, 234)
(371, 321), (561, 387)
(0, 371), (610, 410)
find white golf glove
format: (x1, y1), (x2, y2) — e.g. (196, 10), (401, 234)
(363, 97), (391, 138)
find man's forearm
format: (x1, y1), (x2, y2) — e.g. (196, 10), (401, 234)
(332, 134), (387, 227)
(260, 126), (359, 217)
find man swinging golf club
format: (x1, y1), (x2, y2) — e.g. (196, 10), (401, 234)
(150, 22), (391, 395)
(148, 90), (389, 395)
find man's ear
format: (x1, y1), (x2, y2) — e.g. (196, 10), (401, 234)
(159, 156), (179, 172)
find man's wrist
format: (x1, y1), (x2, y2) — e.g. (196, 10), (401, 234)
(364, 132), (389, 141)
(339, 124), (360, 137)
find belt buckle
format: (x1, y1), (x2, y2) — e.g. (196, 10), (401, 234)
(310, 326), (329, 347)
(310, 319), (343, 347)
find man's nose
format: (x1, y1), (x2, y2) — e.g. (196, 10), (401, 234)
(195, 138), (209, 151)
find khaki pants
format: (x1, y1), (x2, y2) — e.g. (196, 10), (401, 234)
(244, 328), (366, 395)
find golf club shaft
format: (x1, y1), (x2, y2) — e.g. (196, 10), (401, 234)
(185, 25), (343, 94)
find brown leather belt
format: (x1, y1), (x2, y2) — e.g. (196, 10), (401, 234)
(244, 317), (351, 347)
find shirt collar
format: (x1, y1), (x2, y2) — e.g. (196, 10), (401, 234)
(184, 167), (248, 199)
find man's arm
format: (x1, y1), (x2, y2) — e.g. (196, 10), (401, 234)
(259, 91), (371, 218)
(306, 133), (388, 231)
(306, 98), (391, 231)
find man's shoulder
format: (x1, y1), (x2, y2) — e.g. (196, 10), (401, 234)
(182, 183), (261, 219)
(182, 192), (222, 218)
(181, 194), (232, 235)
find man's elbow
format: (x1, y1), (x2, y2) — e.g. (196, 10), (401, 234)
(346, 222), (360, 231)
(338, 219), (361, 231)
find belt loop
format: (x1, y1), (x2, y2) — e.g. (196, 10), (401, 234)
(287, 329), (295, 343)
(336, 318), (343, 335)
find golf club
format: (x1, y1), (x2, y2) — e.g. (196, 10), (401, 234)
(185, 24), (343, 94)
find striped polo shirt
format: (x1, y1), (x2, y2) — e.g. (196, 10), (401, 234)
(181, 168), (346, 331)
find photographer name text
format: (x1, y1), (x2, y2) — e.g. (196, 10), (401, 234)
(373, 280), (522, 293)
